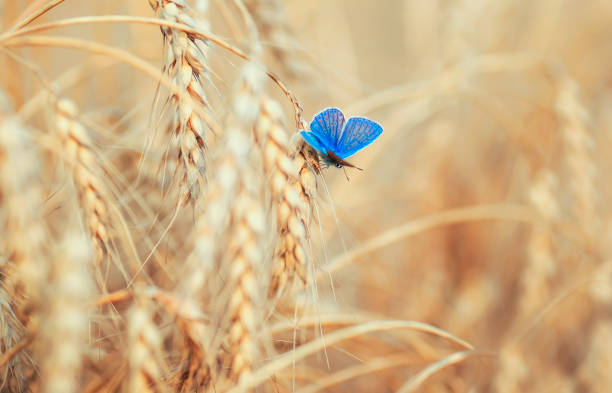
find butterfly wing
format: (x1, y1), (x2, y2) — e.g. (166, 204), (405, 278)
(310, 108), (345, 149)
(300, 131), (332, 154)
(335, 117), (383, 159)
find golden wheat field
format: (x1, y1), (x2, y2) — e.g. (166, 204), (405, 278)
(1, 0), (612, 392)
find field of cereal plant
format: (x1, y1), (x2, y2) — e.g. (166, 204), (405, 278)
(1, 1), (612, 392)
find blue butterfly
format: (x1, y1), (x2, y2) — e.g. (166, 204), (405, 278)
(300, 108), (383, 170)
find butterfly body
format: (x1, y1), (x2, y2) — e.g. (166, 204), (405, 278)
(323, 150), (362, 170)
(300, 108), (382, 169)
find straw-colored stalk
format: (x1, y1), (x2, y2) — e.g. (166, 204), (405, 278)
(39, 233), (93, 393)
(254, 98), (310, 297)
(55, 100), (110, 267)
(148, 0), (214, 203)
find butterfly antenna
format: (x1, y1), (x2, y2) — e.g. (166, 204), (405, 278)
(343, 167), (350, 181)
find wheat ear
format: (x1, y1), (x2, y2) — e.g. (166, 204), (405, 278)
(148, 0), (215, 203)
(39, 232), (93, 393)
(244, 0), (308, 78)
(126, 290), (169, 393)
(519, 170), (559, 317)
(55, 99), (111, 267)
(185, 59), (267, 386)
(578, 320), (612, 392)
(0, 93), (44, 392)
(253, 98), (310, 296)
(221, 61), (267, 384)
(147, 287), (212, 391)
(556, 77), (597, 239)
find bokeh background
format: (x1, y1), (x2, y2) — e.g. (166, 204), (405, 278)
(2, 0), (612, 392)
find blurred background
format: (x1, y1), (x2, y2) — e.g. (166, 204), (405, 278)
(2, 0), (612, 392)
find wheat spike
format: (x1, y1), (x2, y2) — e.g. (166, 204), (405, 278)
(221, 62), (267, 384)
(147, 287), (213, 391)
(39, 232), (93, 393)
(493, 343), (529, 393)
(253, 98), (310, 297)
(148, 0), (214, 203)
(183, 59), (266, 386)
(518, 170), (558, 317)
(0, 93), (44, 392)
(578, 320), (612, 393)
(55, 99), (111, 267)
(126, 290), (168, 393)
(0, 280), (28, 393)
(244, 0), (309, 78)
(556, 77), (597, 239)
